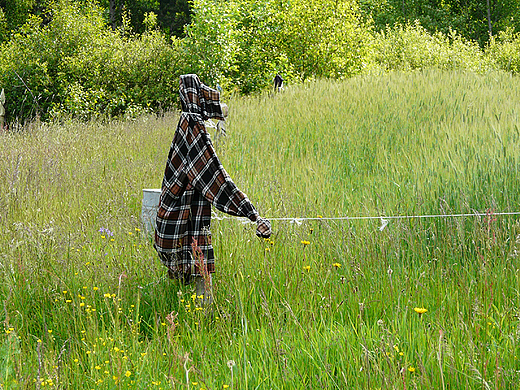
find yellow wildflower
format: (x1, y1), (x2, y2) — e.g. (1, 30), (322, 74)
(413, 307), (428, 314)
(332, 262), (341, 268)
(125, 370), (131, 377)
(408, 366), (416, 373)
(303, 265), (311, 272)
(301, 240), (310, 246)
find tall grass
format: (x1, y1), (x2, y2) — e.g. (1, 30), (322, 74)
(1, 70), (520, 389)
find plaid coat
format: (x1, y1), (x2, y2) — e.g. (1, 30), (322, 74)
(155, 74), (258, 277)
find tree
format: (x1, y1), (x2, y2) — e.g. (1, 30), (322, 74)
(359, 0), (520, 45)
(157, 0), (191, 37)
(0, 0), (183, 122)
(94, 0), (191, 37)
(183, 0), (373, 92)
(0, 0), (37, 41)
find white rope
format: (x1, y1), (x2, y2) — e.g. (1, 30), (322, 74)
(270, 211), (520, 221)
(212, 211), (520, 230)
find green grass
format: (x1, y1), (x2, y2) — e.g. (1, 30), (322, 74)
(1, 69), (520, 389)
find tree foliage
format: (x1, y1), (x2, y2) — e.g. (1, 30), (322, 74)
(360, 0), (520, 46)
(183, 0), (372, 93)
(372, 21), (488, 72)
(0, 0), (36, 41)
(0, 0), (181, 121)
(0, 0), (520, 123)
(487, 28), (520, 74)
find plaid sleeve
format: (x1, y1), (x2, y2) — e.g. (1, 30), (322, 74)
(200, 83), (225, 121)
(183, 117), (258, 221)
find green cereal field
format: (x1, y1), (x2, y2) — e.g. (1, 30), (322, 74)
(1, 69), (520, 389)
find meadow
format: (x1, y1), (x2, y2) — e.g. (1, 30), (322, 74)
(0, 69), (519, 389)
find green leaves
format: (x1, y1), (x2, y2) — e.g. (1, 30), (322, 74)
(486, 28), (520, 74)
(0, 0), (182, 121)
(1, 0), (520, 122)
(183, 0), (372, 93)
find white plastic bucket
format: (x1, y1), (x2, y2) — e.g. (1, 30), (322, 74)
(141, 188), (161, 234)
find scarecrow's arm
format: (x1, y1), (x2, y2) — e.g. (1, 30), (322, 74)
(185, 126), (258, 222)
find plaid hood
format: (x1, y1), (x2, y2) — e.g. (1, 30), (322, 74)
(179, 74), (223, 121)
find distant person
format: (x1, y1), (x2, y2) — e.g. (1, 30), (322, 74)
(273, 74), (284, 92)
(154, 74), (271, 304)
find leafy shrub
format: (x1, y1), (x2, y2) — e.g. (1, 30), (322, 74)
(280, 0), (373, 80)
(0, 1), (183, 122)
(0, 7), (6, 42)
(55, 25), (183, 119)
(486, 28), (520, 74)
(183, 0), (373, 94)
(180, 0), (239, 90)
(372, 21), (490, 73)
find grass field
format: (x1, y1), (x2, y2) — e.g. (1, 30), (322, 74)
(1, 69), (520, 389)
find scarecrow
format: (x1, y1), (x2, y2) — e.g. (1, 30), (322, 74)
(155, 74), (271, 302)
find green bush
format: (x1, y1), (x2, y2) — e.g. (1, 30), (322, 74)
(0, 7), (6, 43)
(486, 28), (520, 74)
(372, 21), (490, 73)
(280, 0), (373, 80)
(55, 25), (183, 120)
(180, 0), (239, 90)
(183, 0), (372, 94)
(0, 1), (183, 122)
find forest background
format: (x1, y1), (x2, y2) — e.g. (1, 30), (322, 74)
(0, 0), (520, 123)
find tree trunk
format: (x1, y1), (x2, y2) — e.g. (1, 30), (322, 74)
(109, 0), (117, 30)
(486, 0), (493, 37)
